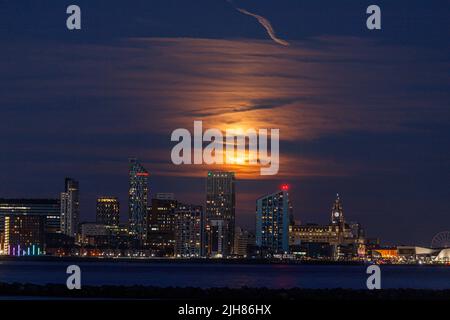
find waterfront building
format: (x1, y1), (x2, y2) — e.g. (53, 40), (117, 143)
(256, 187), (292, 254)
(96, 197), (120, 227)
(60, 178), (80, 238)
(372, 247), (398, 259)
(233, 227), (255, 257)
(81, 223), (109, 238)
(205, 171), (235, 257)
(289, 223), (344, 244)
(128, 158), (149, 243)
(435, 249), (450, 262)
(174, 204), (204, 257)
(291, 242), (334, 259)
(205, 219), (229, 257)
(45, 232), (75, 256)
(108, 224), (134, 250)
(375, 246), (450, 263)
(289, 194), (365, 259)
(3, 215), (45, 256)
(147, 194), (178, 255)
(0, 199), (60, 233)
(397, 246), (436, 261)
(80, 222), (110, 246)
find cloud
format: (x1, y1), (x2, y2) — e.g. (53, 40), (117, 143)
(227, 0), (289, 46)
(0, 36), (448, 181)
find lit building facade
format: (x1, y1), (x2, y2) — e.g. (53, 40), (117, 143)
(174, 204), (204, 257)
(3, 215), (45, 256)
(373, 248), (398, 259)
(0, 199), (60, 233)
(289, 224), (345, 244)
(289, 194), (365, 259)
(128, 158), (149, 243)
(205, 171), (235, 257)
(96, 197), (120, 227)
(147, 194), (178, 255)
(60, 178), (80, 238)
(256, 188), (292, 254)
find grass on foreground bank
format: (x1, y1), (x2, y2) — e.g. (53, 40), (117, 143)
(0, 283), (449, 300)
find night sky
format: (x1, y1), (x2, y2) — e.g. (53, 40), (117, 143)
(0, 0), (449, 246)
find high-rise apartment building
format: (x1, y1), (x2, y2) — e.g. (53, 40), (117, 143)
(128, 158), (149, 242)
(256, 187), (292, 254)
(174, 204), (204, 257)
(205, 171), (235, 257)
(147, 194), (177, 254)
(60, 178), (79, 238)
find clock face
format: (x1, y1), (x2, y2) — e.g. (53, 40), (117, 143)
(334, 212), (340, 218)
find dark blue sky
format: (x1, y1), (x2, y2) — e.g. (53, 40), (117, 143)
(0, 0), (449, 246)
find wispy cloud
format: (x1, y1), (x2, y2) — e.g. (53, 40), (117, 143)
(227, 0), (289, 46)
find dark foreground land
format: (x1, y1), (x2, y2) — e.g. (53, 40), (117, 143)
(0, 283), (449, 301)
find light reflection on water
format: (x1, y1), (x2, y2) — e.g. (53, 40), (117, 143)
(0, 260), (448, 289)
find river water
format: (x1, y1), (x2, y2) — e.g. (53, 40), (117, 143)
(0, 260), (448, 289)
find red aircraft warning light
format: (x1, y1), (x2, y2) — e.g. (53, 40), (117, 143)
(281, 184), (289, 191)
(136, 172), (149, 177)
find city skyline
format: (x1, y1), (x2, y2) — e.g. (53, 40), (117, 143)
(0, 160), (442, 250)
(0, 1), (449, 247)
(0, 164), (448, 263)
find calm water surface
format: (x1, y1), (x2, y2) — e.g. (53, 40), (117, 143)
(0, 260), (449, 289)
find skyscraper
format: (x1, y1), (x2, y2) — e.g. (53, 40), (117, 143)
(205, 171), (235, 257)
(256, 187), (292, 254)
(96, 197), (120, 227)
(128, 158), (149, 243)
(60, 178), (79, 238)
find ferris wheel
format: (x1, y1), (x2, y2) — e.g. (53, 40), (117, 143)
(431, 231), (450, 249)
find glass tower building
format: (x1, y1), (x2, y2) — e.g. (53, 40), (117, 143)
(60, 178), (80, 238)
(256, 188), (291, 254)
(128, 158), (149, 243)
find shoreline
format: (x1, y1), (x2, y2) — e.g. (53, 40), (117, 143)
(0, 255), (448, 267)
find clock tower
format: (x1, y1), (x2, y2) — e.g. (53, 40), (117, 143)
(331, 193), (344, 227)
